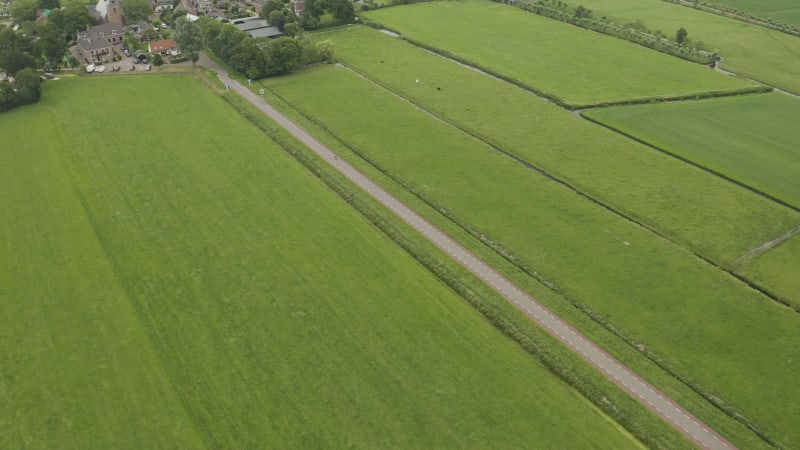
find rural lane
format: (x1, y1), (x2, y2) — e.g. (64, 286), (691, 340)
(198, 54), (735, 450)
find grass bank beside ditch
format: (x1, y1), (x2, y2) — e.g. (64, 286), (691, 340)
(0, 75), (644, 448)
(265, 64), (800, 448)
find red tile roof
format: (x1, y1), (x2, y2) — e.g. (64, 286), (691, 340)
(149, 39), (177, 53)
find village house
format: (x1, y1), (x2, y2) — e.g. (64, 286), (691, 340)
(76, 23), (124, 63)
(149, 39), (178, 56)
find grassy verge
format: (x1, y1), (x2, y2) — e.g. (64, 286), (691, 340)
(264, 64), (800, 448)
(362, 0), (756, 107)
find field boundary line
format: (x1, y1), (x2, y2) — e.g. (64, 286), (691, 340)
(200, 56), (737, 449)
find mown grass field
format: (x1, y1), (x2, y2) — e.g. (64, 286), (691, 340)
(266, 64), (800, 448)
(312, 26), (798, 267)
(737, 234), (800, 309)
(701, 0), (800, 27)
(0, 75), (642, 448)
(362, 0), (754, 106)
(570, 0), (800, 94)
(583, 92), (800, 209)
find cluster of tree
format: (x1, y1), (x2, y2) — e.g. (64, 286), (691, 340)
(122, 0), (155, 23)
(0, 68), (42, 112)
(196, 17), (333, 79)
(298, 0), (354, 30)
(510, 0), (717, 64)
(259, 0), (301, 37)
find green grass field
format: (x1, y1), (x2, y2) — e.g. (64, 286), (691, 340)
(700, 0), (800, 27)
(266, 64), (800, 448)
(569, 0), (800, 94)
(312, 26), (799, 266)
(736, 234), (800, 309)
(583, 92), (800, 209)
(0, 75), (642, 448)
(362, 0), (754, 106)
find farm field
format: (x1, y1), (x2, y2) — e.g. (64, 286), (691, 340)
(361, 0), (753, 107)
(699, 0), (800, 27)
(0, 76), (642, 448)
(736, 234), (800, 309)
(311, 26), (799, 266)
(569, 0), (800, 94)
(583, 92), (800, 209)
(266, 64), (800, 448)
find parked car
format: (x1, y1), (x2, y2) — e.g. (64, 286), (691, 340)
(123, 49), (131, 57)
(129, 65), (135, 71)
(145, 64), (152, 71)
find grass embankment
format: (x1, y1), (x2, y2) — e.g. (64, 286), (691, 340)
(362, 0), (756, 107)
(737, 234), (800, 309)
(0, 75), (643, 448)
(583, 93), (800, 211)
(569, 0), (800, 94)
(265, 64), (800, 448)
(314, 26), (798, 267)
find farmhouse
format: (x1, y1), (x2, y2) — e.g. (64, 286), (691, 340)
(76, 24), (124, 62)
(232, 17), (282, 39)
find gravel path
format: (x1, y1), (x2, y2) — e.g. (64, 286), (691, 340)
(198, 54), (736, 449)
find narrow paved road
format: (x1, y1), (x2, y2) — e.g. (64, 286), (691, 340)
(199, 54), (735, 449)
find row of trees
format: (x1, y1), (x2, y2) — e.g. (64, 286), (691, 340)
(513, 0), (717, 64)
(193, 16), (333, 79)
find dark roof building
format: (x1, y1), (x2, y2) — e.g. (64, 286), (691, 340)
(76, 24), (124, 62)
(232, 17), (283, 39)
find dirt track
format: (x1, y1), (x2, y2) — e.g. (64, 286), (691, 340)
(197, 53), (736, 450)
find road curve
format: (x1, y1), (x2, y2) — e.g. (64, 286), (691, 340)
(199, 54), (735, 450)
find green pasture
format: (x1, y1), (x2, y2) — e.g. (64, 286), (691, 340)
(0, 76), (640, 448)
(701, 0), (800, 27)
(569, 0), (800, 94)
(583, 92), (800, 209)
(737, 234), (800, 309)
(313, 26), (798, 266)
(266, 64), (800, 448)
(362, 0), (753, 106)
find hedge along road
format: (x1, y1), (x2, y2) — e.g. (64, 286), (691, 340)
(198, 54), (734, 450)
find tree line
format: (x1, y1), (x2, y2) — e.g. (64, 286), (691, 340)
(190, 16), (334, 80)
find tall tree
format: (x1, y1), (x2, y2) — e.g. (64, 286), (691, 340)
(173, 17), (202, 64)
(123, 0), (154, 23)
(259, 0), (284, 19)
(35, 24), (66, 69)
(328, 0), (354, 23)
(10, 0), (39, 23)
(676, 27), (688, 45)
(14, 68), (42, 104)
